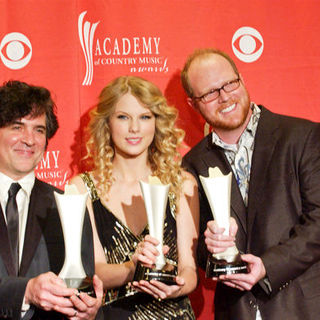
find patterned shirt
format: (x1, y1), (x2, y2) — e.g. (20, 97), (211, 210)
(212, 103), (261, 206)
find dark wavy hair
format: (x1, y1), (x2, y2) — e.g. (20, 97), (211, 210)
(0, 80), (59, 141)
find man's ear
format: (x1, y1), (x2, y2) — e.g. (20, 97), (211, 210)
(187, 97), (198, 110)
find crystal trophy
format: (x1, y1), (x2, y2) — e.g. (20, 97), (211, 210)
(199, 167), (248, 277)
(133, 176), (177, 285)
(54, 184), (94, 294)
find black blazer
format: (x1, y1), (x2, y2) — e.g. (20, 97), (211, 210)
(0, 179), (95, 320)
(183, 106), (320, 320)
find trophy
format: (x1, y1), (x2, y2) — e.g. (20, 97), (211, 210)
(199, 167), (248, 277)
(133, 176), (177, 285)
(54, 184), (94, 295)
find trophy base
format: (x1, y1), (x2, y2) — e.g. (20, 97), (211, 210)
(206, 255), (248, 278)
(62, 276), (95, 296)
(133, 263), (177, 285)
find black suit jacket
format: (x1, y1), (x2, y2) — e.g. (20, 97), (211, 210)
(0, 179), (95, 320)
(183, 106), (320, 320)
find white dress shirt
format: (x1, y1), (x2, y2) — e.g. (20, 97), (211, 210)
(0, 171), (35, 266)
(0, 171), (35, 314)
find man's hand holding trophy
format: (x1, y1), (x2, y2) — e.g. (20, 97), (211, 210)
(200, 167), (248, 278)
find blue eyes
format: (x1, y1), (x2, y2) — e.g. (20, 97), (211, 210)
(117, 114), (152, 120)
(117, 115), (128, 120)
(141, 115), (152, 120)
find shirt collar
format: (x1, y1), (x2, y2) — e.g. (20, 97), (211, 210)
(0, 171), (35, 200)
(246, 102), (261, 135)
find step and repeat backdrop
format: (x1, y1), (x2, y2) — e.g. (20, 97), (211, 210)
(1, 1), (320, 318)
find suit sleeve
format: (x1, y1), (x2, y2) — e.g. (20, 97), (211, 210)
(81, 209), (95, 277)
(0, 276), (29, 320)
(261, 123), (320, 294)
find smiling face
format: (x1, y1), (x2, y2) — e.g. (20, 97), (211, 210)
(0, 114), (47, 180)
(187, 54), (251, 140)
(109, 93), (156, 159)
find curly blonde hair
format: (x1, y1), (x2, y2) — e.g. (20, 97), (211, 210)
(85, 76), (185, 206)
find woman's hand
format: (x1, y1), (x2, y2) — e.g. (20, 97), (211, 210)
(131, 235), (169, 267)
(132, 276), (185, 300)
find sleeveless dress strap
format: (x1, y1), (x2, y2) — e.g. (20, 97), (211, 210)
(168, 191), (177, 218)
(79, 172), (99, 201)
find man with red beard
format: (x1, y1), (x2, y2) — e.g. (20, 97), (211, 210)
(181, 48), (320, 319)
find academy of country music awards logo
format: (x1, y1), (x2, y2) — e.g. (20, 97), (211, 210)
(78, 11), (168, 86)
(0, 17), (264, 77)
(78, 12), (264, 86)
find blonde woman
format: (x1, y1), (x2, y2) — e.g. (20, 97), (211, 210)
(71, 76), (199, 319)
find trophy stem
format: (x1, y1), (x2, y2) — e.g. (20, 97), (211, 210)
(139, 180), (169, 269)
(54, 191), (90, 288)
(134, 179), (177, 284)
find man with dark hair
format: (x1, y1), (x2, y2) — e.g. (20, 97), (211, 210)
(0, 80), (103, 319)
(181, 48), (320, 319)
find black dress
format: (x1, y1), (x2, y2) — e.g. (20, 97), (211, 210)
(80, 172), (195, 320)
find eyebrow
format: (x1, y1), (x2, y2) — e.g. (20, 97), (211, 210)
(12, 120), (23, 125)
(12, 120), (47, 131)
(35, 125), (47, 131)
(114, 110), (153, 115)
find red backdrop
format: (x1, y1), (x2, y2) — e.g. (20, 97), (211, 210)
(1, 1), (320, 318)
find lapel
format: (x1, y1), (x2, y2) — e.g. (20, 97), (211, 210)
(201, 134), (247, 236)
(246, 106), (279, 242)
(19, 179), (53, 276)
(0, 206), (16, 276)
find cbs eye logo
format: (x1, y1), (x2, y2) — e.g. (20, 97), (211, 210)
(232, 27), (263, 63)
(0, 32), (32, 70)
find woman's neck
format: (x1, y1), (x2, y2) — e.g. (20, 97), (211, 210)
(112, 154), (152, 182)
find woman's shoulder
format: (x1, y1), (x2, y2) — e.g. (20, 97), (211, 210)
(181, 169), (198, 195)
(181, 169), (197, 183)
(70, 172), (101, 201)
(69, 172), (94, 194)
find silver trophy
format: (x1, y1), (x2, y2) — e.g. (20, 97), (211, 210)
(54, 184), (94, 294)
(200, 167), (248, 277)
(133, 176), (177, 285)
